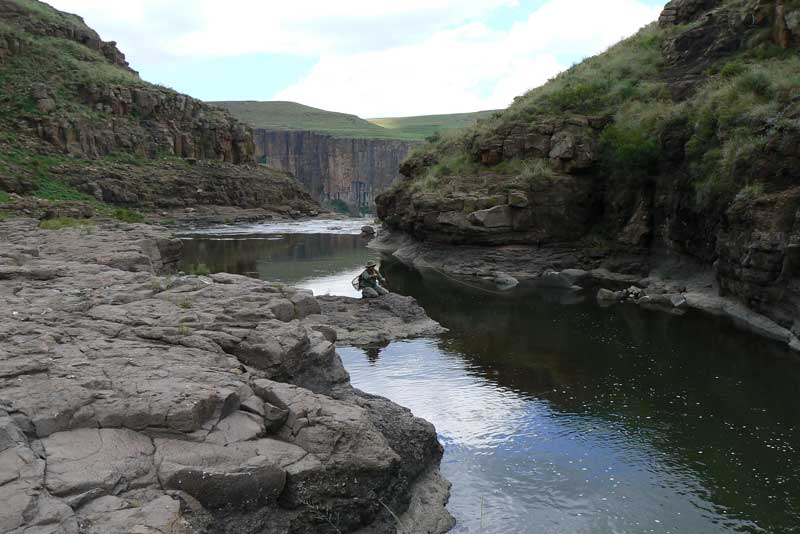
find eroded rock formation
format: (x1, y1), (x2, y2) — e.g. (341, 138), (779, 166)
(376, 0), (800, 350)
(0, 0), (321, 216)
(254, 130), (418, 207)
(0, 219), (453, 534)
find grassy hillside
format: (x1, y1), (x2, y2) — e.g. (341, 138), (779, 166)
(0, 0), (317, 216)
(213, 100), (498, 141)
(367, 110), (499, 139)
(398, 8), (800, 215)
(212, 101), (420, 140)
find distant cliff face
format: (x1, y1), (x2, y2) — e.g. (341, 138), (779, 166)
(254, 129), (418, 208)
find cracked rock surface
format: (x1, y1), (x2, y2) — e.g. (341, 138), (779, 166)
(0, 219), (454, 534)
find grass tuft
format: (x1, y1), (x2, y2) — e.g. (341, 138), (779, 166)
(188, 263), (211, 276)
(112, 208), (145, 223)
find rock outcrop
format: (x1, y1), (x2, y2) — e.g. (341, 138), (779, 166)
(0, 0), (255, 163)
(0, 219), (453, 534)
(312, 294), (447, 347)
(52, 159), (318, 214)
(376, 0), (800, 350)
(254, 129), (418, 208)
(0, 0), (319, 215)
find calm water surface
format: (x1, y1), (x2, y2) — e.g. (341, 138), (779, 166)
(179, 220), (800, 534)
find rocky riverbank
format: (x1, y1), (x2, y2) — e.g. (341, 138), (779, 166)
(0, 218), (454, 534)
(370, 227), (800, 353)
(375, 0), (800, 355)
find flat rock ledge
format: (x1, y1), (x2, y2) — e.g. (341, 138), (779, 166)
(370, 229), (800, 354)
(0, 219), (454, 534)
(312, 294), (447, 347)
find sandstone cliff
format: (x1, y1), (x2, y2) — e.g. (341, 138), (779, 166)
(0, 0), (317, 214)
(377, 0), (800, 345)
(254, 129), (417, 209)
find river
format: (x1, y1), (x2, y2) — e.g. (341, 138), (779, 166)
(179, 219), (800, 534)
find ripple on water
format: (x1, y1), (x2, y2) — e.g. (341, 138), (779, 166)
(339, 339), (797, 534)
(178, 225), (800, 534)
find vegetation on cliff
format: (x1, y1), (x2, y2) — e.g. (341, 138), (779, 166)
(388, 0), (799, 230)
(378, 0), (800, 340)
(0, 0), (317, 215)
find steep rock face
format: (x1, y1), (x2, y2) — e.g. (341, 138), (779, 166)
(255, 129), (418, 207)
(24, 83), (256, 163)
(377, 0), (800, 343)
(0, 0), (255, 163)
(0, 0), (319, 215)
(52, 159), (318, 213)
(0, 0), (132, 70)
(379, 116), (604, 245)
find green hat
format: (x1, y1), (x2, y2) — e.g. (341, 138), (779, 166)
(366, 261), (377, 268)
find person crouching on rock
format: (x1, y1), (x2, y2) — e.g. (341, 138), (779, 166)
(359, 261), (389, 298)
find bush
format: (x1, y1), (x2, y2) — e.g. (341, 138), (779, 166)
(431, 153), (480, 178)
(599, 123), (661, 177)
(520, 159), (555, 186)
(112, 208), (145, 223)
(734, 182), (765, 204)
(503, 23), (666, 120)
(736, 71), (773, 98)
(544, 80), (609, 114)
(328, 199), (350, 214)
(34, 177), (95, 202)
(720, 59), (747, 78)
(425, 132), (441, 143)
(188, 263), (210, 276)
(0, 191), (10, 203)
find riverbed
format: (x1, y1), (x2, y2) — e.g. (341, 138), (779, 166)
(179, 220), (800, 534)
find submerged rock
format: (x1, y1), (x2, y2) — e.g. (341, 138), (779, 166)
(597, 288), (620, 306)
(494, 272), (519, 290)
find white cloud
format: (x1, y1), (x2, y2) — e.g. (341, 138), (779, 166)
(276, 0), (663, 116)
(46, 0), (663, 116)
(46, 0), (518, 62)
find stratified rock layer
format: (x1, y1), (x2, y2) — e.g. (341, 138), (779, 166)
(0, 219), (453, 534)
(377, 0), (800, 349)
(254, 130), (418, 207)
(0, 0), (320, 216)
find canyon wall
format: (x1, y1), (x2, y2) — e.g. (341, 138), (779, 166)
(254, 129), (418, 208)
(377, 0), (800, 344)
(0, 0), (318, 214)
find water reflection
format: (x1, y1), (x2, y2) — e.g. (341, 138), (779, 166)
(179, 225), (800, 534)
(179, 233), (377, 298)
(342, 261), (800, 534)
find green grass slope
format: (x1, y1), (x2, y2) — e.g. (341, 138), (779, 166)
(398, 6), (800, 215)
(367, 110), (499, 139)
(212, 100), (421, 140)
(213, 100), (499, 141)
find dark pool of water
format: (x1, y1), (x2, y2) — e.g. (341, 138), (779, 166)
(180, 222), (800, 534)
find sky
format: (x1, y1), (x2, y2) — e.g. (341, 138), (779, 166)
(46, 0), (667, 118)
